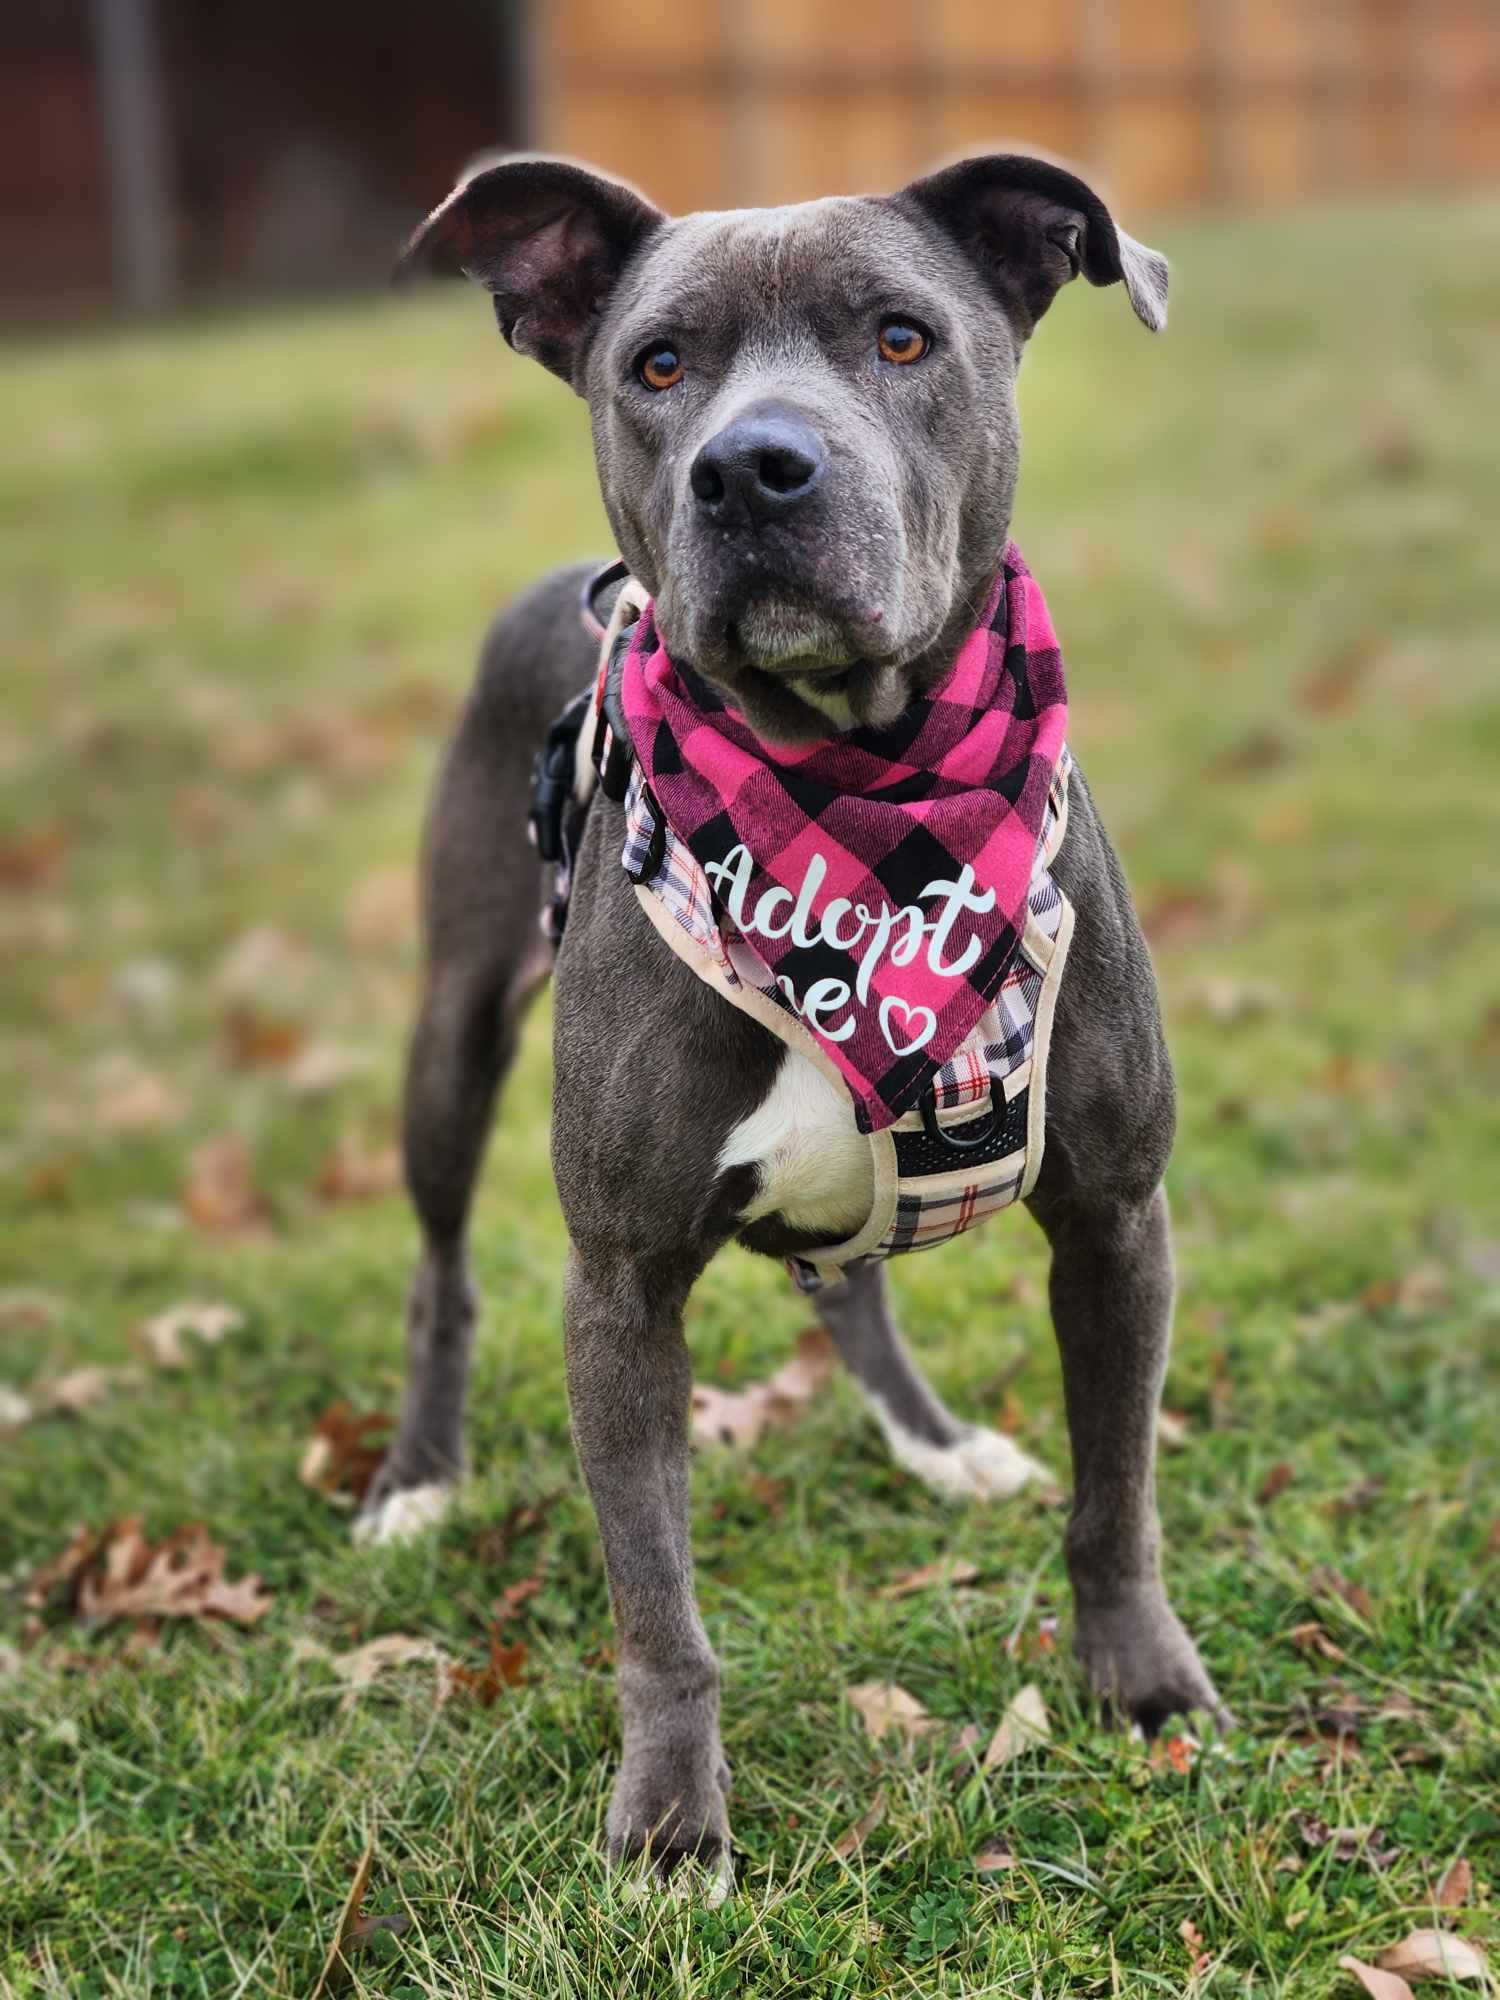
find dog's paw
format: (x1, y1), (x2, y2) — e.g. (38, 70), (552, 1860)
(606, 1744), (732, 1890)
(879, 1417), (1051, 1503)
(352, 1480), (453, 1548)
(1075, 1593), (1230, 1735)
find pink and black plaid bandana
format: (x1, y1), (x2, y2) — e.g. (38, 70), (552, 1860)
(621, 543), (1068, 1132)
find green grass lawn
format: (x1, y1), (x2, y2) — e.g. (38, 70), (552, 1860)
(2, 195), (1498, 1998)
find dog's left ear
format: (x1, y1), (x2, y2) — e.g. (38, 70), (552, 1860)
(395, 156), (663, 388)
(899, 152), (1168, 336)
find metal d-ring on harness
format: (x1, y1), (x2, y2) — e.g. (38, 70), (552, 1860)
(919, 1074), (1005, 1151)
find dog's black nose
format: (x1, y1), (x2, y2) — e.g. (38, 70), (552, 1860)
(690, 414), (826, 522)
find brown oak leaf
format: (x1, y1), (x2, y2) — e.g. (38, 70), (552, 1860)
(690, 1328), (835, 1452)
(450, 1625), (529, 1707)
(298, 1403), (392, 1507)
(830, 1791), (887, 1860)
(28, 1519), (271, 1630)
(183, 1135), (267, 1234)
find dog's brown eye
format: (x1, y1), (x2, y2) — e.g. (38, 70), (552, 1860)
(639, 346), (684, 390)
(878, 320), (929, 366)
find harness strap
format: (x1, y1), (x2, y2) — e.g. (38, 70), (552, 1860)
(588, 574), (651, 811)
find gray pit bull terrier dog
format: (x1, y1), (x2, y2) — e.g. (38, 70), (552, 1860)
(372, 151), (1227, 1881)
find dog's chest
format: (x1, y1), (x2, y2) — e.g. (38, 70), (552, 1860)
(718, 1046), (873, 1237)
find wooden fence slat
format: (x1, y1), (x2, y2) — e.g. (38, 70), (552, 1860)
(539, 0), (1500, 213)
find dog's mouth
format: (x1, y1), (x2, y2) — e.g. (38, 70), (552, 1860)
(658, 573), (951, 741)
(727, 595), (866, 676)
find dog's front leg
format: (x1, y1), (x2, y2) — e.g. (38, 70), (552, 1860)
(1032, 1184), (1228, 1732)
(564, 1242), (731, 1881)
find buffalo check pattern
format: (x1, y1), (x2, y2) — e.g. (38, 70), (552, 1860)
(621, 544), (1069, 1133)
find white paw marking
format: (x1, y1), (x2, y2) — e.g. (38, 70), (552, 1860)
(877, 1414), (1049, 1502)
(352, 1482), (452, 1548)
(620, 1851), (734, 1907)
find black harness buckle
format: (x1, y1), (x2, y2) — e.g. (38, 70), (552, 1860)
(919, 1076), (1005, 1152)
(528, 690), (590, 864)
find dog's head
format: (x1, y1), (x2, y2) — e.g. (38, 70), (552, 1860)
(400, 153), (1166, 739)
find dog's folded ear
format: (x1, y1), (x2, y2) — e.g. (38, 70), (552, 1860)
(898, 153), (1168, 336)
(395, 156), (663, 388)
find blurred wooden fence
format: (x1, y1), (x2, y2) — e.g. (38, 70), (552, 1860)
(540, 0), (1500, 213)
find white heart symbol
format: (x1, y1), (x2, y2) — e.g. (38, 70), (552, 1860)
(878, 995), (937, 1057)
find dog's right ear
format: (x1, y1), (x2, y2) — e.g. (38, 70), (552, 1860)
(395, 157), (663, 390)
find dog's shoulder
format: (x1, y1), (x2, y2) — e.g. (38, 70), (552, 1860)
(1036, 761), (1177, 1206)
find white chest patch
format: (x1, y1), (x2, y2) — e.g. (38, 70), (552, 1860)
(718, 1046), (872, 1237)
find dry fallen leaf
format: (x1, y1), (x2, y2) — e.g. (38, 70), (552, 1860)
(139, 1300), (244, 1371)
(450, 1626), (530, 1708)
(1310, 1565), (1375, 1623)
(298, 1404), (393, 1507)
(112, 954), (178, 1027)
(1377, 1929), (1488, 1984)
(845, 1681), (944, 1750)
(0, 826), (68, 891)
(22, 1524), (101, 1611)
(1293, 1813), (1399, 1873)
(95, 1066), (182, 1132)
(974, 1843), (1016, 1873)
(0, 1289), (62, 1329)
(216, 925), (312, 1005)
(347, 867), (417, 951)
(1289, 1620), (1346, 1663)
(76, 1521), (272, 1631)
(26, 1520), (271, 1631)
(311, 1633), (452, 1714)
(1303, 636), (1379, 714)
(283, 1041), (369, 1099)
(1180, 1917), (1212, 1976)
(1256, 1461), (1295, 1507)
(1435, 1857), (1473, 1909)
(1339, 1955), (1416, 2000)
(983, 1683), (1050, 1770)
(1141, 886), (1217, 946)
(830, 1791), (886, 1859)
(311, 1837), (374, 1999)
(1194, 975), (1275, 1024)
(690, 1328), (835, 1452)
(40, 1365), (144, 1417)
(0, 1385), (35, 1432)
(1334, 1476), (1387, 1516)
(1389, 1264), (1453, 1321)
(317, 1136), (401, 1203)
(222, 1006), (305, 1070)
(1150, 1731), (1199, 1776)
(183, 1135), (267, 1235)
(883, 1557), (981, 1599)
(338, 1912), (412, 1970)
(496, 1575), (543, 1621)
(1157, 1409), (1191, 1451)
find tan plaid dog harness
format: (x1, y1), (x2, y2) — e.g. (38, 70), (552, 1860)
(532, 565), (1075, 1291)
